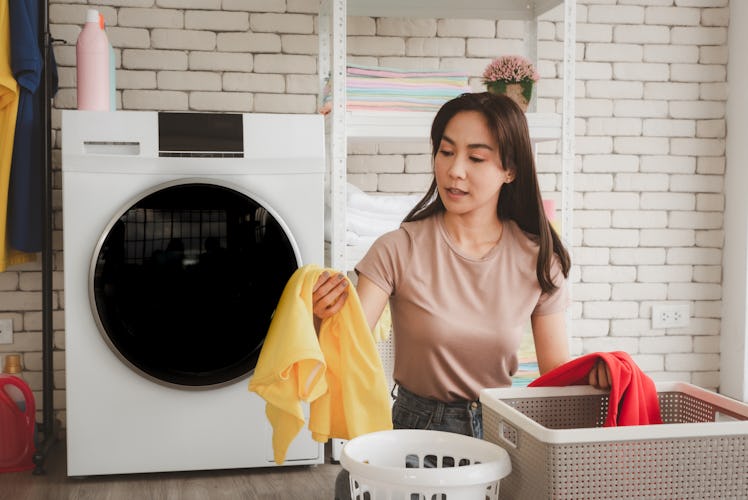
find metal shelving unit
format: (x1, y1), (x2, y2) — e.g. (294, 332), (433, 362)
(319, 0), (575, 273)
(318, 1), (576, 462)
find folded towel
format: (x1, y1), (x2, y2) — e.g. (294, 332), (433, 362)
(322, 213), (378, 247)
(529, 351), (663, 427)
(345, 232), (376, 247)
(347, 211), (403, 238)
(347, 183), (421, 215)
(320, 64), (470, 114)
(325, 184), (422, 242)
(347, 63), (471, 79)
(347, 206), (404, 225)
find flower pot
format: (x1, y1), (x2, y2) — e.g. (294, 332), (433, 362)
(486, 81), (533, 112)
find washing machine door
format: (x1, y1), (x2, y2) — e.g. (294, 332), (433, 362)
(91, 182), (299, 388)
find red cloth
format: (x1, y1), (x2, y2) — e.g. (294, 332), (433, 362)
(528, 351), (663, 427)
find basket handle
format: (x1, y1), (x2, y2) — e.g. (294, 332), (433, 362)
(498, 420), (519, 449)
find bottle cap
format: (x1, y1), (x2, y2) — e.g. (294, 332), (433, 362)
(3, 354), (22, 374)
(86, 9), (100, 24)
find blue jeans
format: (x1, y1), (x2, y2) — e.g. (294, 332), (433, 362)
(334, 385), (483, 499)
(391, 384), (483, 439)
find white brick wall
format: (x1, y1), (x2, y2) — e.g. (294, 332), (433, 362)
(5, 0), (727, 424)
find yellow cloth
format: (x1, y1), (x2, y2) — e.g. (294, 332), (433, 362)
(0, 3), (34, 272)
(372, 301), (392, 342)
(249, 264), (392, 464)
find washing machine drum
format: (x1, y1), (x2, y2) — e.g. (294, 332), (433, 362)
(91, 182), (298, 387)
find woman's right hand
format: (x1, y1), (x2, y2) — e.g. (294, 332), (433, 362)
(312, 271), (349, 331)
(588, 359), (612, 390)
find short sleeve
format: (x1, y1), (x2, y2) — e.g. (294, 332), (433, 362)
(532, 254), (570, 316)
(354, 227), (411, 296)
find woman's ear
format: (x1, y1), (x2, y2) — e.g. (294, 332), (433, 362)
(504, 169), (516, 183)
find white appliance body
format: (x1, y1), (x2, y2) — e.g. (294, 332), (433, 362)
(62, 111), (325, 476)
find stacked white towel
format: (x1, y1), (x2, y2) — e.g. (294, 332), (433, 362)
(325, 184), (423, 247)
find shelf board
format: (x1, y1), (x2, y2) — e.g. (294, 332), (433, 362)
(339, 110), (561, 143)
(347, 0), (562, 20)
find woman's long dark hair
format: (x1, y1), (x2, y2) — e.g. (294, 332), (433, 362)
(404, 92), (570, 293)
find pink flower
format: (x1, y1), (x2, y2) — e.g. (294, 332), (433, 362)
(482, 55), (540, 84)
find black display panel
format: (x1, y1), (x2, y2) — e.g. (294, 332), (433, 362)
(158, 112), (243, 156)
(92, 183), (298, 387)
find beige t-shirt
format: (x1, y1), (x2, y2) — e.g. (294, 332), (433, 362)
(355, 213), (568, 402)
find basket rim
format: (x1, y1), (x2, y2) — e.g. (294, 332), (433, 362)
(340, 429), (511, 487)
(479, 381), (748, 444)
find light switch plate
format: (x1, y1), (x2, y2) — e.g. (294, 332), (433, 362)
(0, 318), (13, 344)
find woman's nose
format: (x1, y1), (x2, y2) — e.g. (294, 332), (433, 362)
(448, 156), (467, 178)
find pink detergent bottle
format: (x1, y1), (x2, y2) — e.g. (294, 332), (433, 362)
(0, 374), (36, 473)
(76, 9), (110, 111)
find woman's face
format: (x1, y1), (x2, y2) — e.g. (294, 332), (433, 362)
(434, 110), (514, 218)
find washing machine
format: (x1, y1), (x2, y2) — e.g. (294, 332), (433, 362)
(62, 110), (325, 476)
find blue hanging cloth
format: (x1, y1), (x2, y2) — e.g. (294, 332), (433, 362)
(8, 0), (58, 253)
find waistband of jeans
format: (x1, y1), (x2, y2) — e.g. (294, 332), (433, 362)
(395, 384), (480, 410)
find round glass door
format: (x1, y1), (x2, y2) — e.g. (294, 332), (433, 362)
(91, 182), (299, 387)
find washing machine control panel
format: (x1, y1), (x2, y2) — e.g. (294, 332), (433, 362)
(158, 112), (244, 158)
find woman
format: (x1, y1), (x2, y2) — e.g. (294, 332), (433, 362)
(315, 92), (607, 498)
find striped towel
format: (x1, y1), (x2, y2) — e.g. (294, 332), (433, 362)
(321, 64), (470, 113)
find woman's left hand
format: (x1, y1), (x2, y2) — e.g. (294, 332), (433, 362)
(588, 359), (611, 390)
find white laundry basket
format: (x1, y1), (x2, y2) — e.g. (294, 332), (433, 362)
(340, 429), (511, 500)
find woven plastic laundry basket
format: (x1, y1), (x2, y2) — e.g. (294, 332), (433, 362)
(481, 381), (748, 499)
(340, 429), (511, 500)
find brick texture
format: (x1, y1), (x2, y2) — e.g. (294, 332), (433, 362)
(32, 0), (730, 430)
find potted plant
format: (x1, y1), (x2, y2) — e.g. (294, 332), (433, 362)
(482, 55), (540, 112)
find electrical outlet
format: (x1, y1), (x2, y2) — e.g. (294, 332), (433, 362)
(0, 319), (12, 344)
(651, 304), (690, 329)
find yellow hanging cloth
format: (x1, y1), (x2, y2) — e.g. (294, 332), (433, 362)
(249, 264), (392, 464)
(0, 2), (35, 272)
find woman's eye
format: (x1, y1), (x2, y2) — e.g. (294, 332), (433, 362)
(439, 149), (454, 157)
(470, 156), (485, 163)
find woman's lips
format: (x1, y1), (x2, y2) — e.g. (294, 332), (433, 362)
(445, 187), (467, 199)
